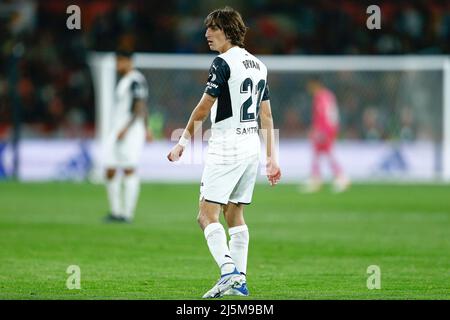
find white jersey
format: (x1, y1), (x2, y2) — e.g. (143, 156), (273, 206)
(105, 69), (148, 168)
(111, 69), (148, 133)
(204, 46), (270, 164)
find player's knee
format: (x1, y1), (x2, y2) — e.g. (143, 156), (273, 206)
(197, 210), (219, 229)
(196, 212), (209, 229)
(223, 204), (245, 227)
(197, 214), (206, 229)
(226, 215), (245, 228)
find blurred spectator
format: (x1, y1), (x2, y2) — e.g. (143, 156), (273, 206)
(0, 0), (448, 140)
(399, 106), (416, 142)
(362, 107), (383, 141)
(1, 0), (95, 139)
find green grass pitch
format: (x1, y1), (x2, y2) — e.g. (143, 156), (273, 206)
(0, 182), (449, 300)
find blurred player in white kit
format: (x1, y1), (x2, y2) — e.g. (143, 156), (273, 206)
(103, 50), (151, 223)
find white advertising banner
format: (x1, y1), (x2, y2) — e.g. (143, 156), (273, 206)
(0, 139), (438, 182)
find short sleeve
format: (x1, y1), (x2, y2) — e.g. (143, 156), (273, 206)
(204, 57), (230, 97)
(262, 83), (270, 101)
(130, 79), (148, 100)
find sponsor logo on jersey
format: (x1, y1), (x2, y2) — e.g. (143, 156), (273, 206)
(206, 81), (218, 88)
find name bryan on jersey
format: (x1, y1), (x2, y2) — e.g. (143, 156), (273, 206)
(242, 59), (260, 70)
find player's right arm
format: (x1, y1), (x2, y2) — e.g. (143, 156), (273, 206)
(260, 99), (281, 186)
(167, 93), (216, 162)
(168, 57), (228, 162)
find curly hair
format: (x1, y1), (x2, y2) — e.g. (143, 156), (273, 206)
(204, 7), (248, 48)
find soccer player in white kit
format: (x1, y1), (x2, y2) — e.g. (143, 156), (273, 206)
(168, 7), (281, 298)
(104, 50), (151, 223)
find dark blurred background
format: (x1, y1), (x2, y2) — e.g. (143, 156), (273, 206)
(0, 0), (449, 140)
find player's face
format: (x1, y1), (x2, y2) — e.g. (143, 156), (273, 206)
(205, 26), (229, 53)
(116, 56), (131, 75)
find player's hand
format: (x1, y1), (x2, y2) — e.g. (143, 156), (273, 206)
(167, 144), (184, 162)
(117, 128), (127, 141)
(266, 158), (281, 186)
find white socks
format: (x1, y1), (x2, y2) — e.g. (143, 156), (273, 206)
(204, 223), (250, 276)
(229, 225), (249, 276)
(106, 174), (122, 217)
(204, 223), (235, 275)
(123, 173), (140, 220)
(106, 172), (140, 220)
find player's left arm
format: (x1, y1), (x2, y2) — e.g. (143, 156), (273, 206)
(260, 99), (281, 186)
(118, 79), (151, 141)
(167, 93), (216, 162)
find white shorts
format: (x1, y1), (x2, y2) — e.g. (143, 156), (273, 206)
(200, 154), (259, 205)
(104, 124), (145, 168)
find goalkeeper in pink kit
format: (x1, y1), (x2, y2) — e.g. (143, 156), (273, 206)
(303, 77), (350, 193)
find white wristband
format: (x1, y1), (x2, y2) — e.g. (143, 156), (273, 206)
(178, 135), (189, 147)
